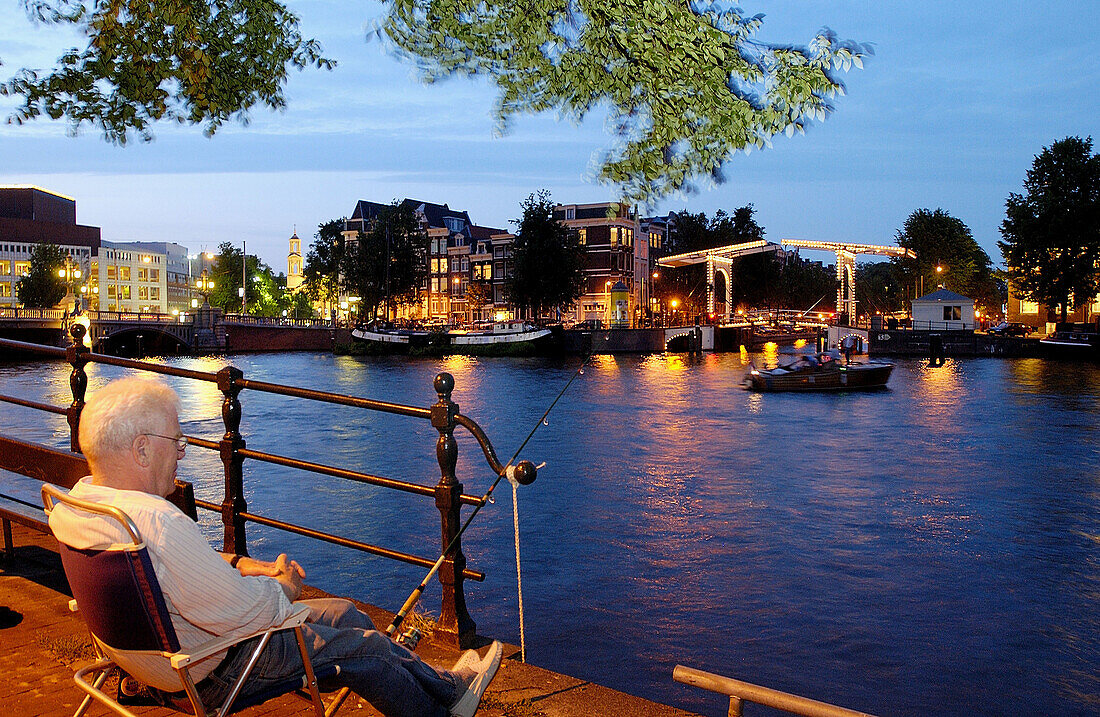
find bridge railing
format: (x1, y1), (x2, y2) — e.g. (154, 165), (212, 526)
(88, 310), (182, 323)
(0, 328), (532, 648)
(223, 313), (333, 328)
(0, 307), (65, 320)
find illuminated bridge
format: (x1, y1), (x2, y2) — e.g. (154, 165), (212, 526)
(657, 239), (915, 323)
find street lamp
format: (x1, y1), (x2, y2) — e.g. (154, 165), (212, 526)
(58, 259), (83, 313)
(195, 271), (215, 308)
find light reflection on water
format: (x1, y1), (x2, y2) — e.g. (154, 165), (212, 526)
(1, 352), (1098, 716)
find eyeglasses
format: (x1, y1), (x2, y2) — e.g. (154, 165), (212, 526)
(144, 433), (188, 451)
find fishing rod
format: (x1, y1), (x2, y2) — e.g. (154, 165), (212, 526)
(384, 353), (591, 638)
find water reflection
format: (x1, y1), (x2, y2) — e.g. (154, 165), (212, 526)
(1, 352), (1098, 717)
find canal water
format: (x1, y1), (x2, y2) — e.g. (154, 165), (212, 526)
(1, 351), (1098, 716)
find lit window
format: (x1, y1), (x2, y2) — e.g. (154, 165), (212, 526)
(0, 261), (9, 275)
(1020, 300), (1039, 314)
(577, 229), (587, 245)
(120, 267), (131, 281)
(942, 306), (961, 321)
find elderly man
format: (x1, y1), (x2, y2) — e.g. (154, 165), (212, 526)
(48, 376), (501, 717)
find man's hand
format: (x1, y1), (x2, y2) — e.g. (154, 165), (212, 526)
(227, 553), (306, 602)
(235, 554), (306, 581)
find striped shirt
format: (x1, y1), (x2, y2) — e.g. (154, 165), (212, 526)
(49, 477), (295, 683)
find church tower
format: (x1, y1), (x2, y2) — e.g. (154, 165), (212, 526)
(287, 229), (303, 291)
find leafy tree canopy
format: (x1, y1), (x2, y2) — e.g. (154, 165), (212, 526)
(508, 190), (584, 318)
(659, 204), (766, 315)
(207, 241), (283, 314)
(999, 136), (1100, 321)
(303, 218), (347, 308)
(16, 242), (68, 308)
(2, 0), (333, 142)
(4, 2), (867, 203)
(893, 208), (1000, 314)
(381, 0), (871, 203)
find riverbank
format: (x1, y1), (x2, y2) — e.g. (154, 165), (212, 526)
(0, 523), (701, 717)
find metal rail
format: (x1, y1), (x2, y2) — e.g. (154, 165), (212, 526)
(0, 327), (522, 647)
(673, 665), (877, 717)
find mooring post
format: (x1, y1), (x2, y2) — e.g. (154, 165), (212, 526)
(431, 372), (476, 648)
(66, 324), (90, 453)
(216, 365), (248, 555)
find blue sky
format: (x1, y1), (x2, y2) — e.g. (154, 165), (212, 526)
(1, 1), (1098, 271)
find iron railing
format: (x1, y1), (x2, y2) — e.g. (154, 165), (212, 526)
(0, 326), (533, 648)
(88, 310), (182, 323)
(222, 313), (333, 328)
(673, 665), (877, 717)
(0, 307), (65, 320)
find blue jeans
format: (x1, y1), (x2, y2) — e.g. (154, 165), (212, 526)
(198, 599), (459, 717)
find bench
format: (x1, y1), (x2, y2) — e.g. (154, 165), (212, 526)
(0, 434), (196, 560)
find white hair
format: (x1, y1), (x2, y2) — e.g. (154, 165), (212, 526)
(79, 377), (181, 463)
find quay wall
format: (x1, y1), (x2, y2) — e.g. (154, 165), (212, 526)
(224, 323), (353, 353)
(870, 329), (1043, 357)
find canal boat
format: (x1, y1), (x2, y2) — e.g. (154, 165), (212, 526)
(1038, 329), (1098, 359)
(744, 350), (894, 392)
(351, 321), (555, 355)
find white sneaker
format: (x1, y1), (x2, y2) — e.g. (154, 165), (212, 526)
(449, 641), (503, 717)
(450, 649), (481, 675)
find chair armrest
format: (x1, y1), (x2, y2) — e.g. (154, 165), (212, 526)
(170, 604), (312, 669)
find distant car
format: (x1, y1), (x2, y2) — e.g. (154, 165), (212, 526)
(988, 322), (1033, 337)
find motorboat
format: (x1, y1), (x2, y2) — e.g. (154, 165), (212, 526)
(744, 349), (894, 392)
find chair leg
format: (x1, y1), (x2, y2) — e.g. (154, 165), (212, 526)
(73, 666), (111, 717)
(214, 631), (274, 717)
(293, 626), (325, 717)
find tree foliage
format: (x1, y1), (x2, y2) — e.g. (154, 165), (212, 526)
(16, 243), (68, 308)
(302, 218), (346, 310)
(340, 202), (428, 320)
(999, 136), (1100, 321)
(508, 191), (584, 318)
(381, 0), (871, 203)
(205, 243), (302, 316)
(892, 208), (1000, 315)
(2, 0), (333, 142)
(855, 261), (904, 315)
(658, 205), (767, 315)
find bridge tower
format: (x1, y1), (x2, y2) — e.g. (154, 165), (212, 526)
(780, 240), (915, 324)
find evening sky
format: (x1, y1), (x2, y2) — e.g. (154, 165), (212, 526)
(1, 1), (1097, 271)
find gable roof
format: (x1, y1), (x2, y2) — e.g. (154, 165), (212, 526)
(913, 288), (972, 303)
(349, 198), (473, 232)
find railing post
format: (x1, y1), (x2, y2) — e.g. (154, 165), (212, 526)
(431, 372), (476, 648)
(217, 365), (248, 555)
(66, 324), (89, 453)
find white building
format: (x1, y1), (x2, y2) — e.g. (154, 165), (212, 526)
(911, 288), (975, 330)
(90, 241), (169, 314)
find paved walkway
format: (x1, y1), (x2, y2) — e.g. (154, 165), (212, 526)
(0, 524), (700, 717)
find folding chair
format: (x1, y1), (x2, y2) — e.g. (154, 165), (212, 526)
(42, 484), (344, 717)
